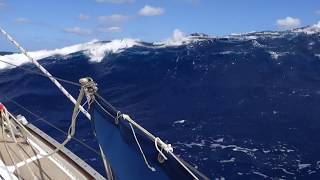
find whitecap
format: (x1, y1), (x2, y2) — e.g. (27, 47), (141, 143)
(298, 163), (311, 170)
(173, 119), (186, 124)
(220, 157), (235, 163)
(293, 21), (320, 35)
(0, 39), (140, 69)
(154, 29), (208, 47)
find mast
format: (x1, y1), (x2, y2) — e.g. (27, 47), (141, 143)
(0, 27), (91, 120)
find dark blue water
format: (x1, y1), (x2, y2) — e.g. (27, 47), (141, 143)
(1, 29), (320, 179)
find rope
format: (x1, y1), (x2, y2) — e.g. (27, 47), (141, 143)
(129, 123), (156, 172)
(6, 98), (101, 156)
(94, 99), (116, 119)
(155, 138), (168, 160)
(0, 58), (81, 87)
(95, 93), (118, 113)
(36, 84), (86, 158)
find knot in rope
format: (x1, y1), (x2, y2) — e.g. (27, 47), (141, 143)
(155, 137), (173, 161)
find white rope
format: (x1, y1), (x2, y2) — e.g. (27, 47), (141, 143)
(154, 137), (173, 160)
(122, 114), (199, 179)
(129, 123), (156, 172)
(0, 27), (91, 121)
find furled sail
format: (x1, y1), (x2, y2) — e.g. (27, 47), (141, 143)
(91, 94), (209, 180)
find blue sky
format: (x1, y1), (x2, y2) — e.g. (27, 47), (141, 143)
(0, 0), (320, 51)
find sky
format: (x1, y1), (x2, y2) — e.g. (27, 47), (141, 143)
(0, 0), (320, 51)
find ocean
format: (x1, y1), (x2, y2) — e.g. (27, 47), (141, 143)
(1, 25), (320, 179)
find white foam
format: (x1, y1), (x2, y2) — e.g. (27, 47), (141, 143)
(219, 51), (234, 55)
(220, 157), (235, 163)
(154, 29), (189, 46)
(293, 21), (320, 35)
(269, 51), (280, 60)
(183, 140), (206, 148)
(85, 39), (139, 62)
(274, 167), (295, 175)
(0, 39), (139, 69)
(252, 40), (265, 48)
(298, 163), (311, 170)
(252, 171), (268, 178)
(213, 138), (224, 143)
(210, 143), (258, 157)
(154, 29), (208, 47)
(173, 119), (186, 124)
(230, 31), (256, 36)
(269, 51), (289, 60)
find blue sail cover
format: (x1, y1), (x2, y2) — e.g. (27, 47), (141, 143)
(91, 95), (208, 180)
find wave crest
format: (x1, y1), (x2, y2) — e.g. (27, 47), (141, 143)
(0, 39), (140, 69)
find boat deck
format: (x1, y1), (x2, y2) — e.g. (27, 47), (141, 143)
(0, 125), (75, 179)
(0, 109), (106, 180)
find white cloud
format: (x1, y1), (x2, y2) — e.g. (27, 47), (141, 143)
(64, 27), (92, 35)
(98, 14), (131, 24)
(138, 5), (164, 16)
(276, 17), (301, 29)
(14, 18), (31, 24)
(95, 0), (133, 4)
(79, 14), (90, 21)
(98, 26), (122, 33)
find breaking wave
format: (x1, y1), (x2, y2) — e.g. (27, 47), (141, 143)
(1, 23), (320, 179)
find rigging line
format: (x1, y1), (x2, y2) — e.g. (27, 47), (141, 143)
(95, 93), (118, 113)
(7, 98), (101, 156)
(94, 99), (116, 119)
(0, 58), (81, 87)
